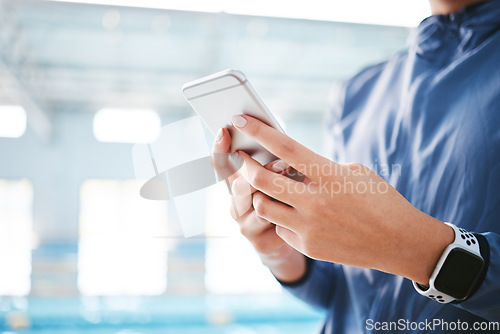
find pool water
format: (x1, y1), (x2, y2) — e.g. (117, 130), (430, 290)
(0, 295), (324, 334)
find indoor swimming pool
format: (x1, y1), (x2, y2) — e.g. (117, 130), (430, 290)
(0, 294), (323, 333)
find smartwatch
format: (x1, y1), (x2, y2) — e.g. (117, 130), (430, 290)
(413, 223), (484, 303)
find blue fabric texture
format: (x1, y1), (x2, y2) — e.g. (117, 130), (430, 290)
(281, 1), (500, 332)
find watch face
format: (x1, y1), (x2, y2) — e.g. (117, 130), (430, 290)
(434, 248), (484, 300)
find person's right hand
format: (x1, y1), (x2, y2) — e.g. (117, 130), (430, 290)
(212, 128), (306, 283)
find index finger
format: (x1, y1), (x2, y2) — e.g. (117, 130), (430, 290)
(231, 114), (335, 179)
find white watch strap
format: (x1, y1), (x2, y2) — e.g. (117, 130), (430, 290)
(446, 223), (481, 255)
(412, 223), (481, 303)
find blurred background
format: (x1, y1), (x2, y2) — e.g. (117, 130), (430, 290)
(0, 0), (429, 333)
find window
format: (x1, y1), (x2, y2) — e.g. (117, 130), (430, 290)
(47, 0), (430, 27)
(0, 106), (27, 138)
(78, 180), (168, 295)
(93, 108), (161, 143)
(0, 179), (33, 296)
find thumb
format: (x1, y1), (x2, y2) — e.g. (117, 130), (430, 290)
(212, 128), (240, 181)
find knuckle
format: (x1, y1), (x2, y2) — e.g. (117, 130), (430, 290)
(354, 163), (367, 174)
(232, 196), (249, 216)
(237, 200), (253, 217)
(249, 169), (267, 189)
(280, 140), (296, 156)
(253, 194), (267, 217)
(345, 162), (358, 172)
(232, 177), (251, 197)
(344, 162), (368, 176)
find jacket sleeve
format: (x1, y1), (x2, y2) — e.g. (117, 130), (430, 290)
(277, 257), (346, 311)
(456, 232), (500, 321)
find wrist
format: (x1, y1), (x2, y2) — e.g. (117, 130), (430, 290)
(392, 213), (454, 285)
(413, 219), (455, 285)
(261, 246), (306, 284)
(412, 224), (485, 303)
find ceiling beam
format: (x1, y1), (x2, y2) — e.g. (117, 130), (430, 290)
(0, 0), (52, 141)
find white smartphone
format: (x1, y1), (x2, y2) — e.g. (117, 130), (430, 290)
(182, 69), (284, 165)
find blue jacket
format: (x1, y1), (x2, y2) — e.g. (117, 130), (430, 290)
(282, 1), (500, 333)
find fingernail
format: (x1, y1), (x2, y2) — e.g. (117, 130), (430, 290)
(215, 128), (223, 142)
(231, 115), (247, 128)
(272, 160), (289, 173)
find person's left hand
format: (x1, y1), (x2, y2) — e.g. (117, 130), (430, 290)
(230, 114), (454, 285)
